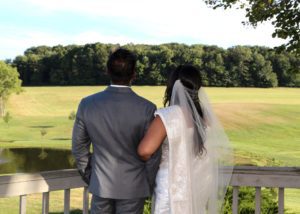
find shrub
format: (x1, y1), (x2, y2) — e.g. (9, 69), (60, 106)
(68, 111), (76, 120)
(223, 186), (278, 214)
(3, 112), (12, 124)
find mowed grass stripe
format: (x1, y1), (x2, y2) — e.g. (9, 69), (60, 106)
(7, 86), (300, 117)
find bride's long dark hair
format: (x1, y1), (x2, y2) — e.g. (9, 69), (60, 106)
(163, 65), (205, 154)
(164, 65), (203, 118)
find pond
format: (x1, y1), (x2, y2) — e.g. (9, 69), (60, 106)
(0, 148), (75, 175)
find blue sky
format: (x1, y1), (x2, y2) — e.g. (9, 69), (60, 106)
(0, 0), (286, 60)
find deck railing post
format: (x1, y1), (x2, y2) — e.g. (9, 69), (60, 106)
(83, 186), (89, 214)
(232, 186), (239, 214)
(255, 187), (261, 214)
(42, 192), (50, 214)
(64, 189), (70, 214)
(19, 195), (26, 214)
(278, 187), (284, 214)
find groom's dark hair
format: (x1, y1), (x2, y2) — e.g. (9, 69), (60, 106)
(107, 48), (136, 84)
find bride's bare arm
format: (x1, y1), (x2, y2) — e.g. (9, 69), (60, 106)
(138, 116), (166, 161)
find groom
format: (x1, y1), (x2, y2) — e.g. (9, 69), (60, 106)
(72, 48), (160, 214)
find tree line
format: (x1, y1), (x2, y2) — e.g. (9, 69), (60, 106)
(0, 61), (22, 116)
(11, 43), (300, 87)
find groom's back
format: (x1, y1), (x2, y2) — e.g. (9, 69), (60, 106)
(78, 86), (156, 199)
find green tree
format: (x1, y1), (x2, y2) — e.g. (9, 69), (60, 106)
(269, 52), (300, 87)
(201, 46), (226, 86)
(39, 128), (48, 159)
(26, 54), (41, 85)
(226, 46), (253, 86)
(250, 52), (278, 87)
(0, 61), (22, 117)
(40, 128), (47, 139)
(68, 111), (76, 120)
(205, 0), (300, 53)
(13, 55), (30, 85)
(3, 112), (12, 125)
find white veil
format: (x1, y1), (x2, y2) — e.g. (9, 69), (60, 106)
(169, 80), (233, 213)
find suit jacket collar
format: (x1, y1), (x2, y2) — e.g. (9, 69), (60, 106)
(110, 84), (131, 88)
(105, 86), (133, 93)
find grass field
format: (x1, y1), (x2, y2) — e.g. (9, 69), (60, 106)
(0, 86), (299, 213)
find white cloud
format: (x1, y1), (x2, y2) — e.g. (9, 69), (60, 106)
(72, 31), (146, 45)
(0, 28), (159, 59)
(0, 28), (71, 59)
(24, 0), (149, 17)
(116, 1), (285, 48)
(0, 0), (286, 59)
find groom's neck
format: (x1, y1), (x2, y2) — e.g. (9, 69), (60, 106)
(111, 81), (131, 86)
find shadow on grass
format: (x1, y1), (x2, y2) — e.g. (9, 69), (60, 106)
(0, 140), (14, 143)
(50, 209), (84, 214)
(29, 125), (55, 128)
(51, 138), (71, 141)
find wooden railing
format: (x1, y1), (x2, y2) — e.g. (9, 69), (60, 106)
(0, 169), (88, 214)
(0, 166), (299, 214)
(230, 166), (300, 214)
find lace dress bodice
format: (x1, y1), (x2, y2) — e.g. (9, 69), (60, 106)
(152, 105), (189, 214)
(159, 138), (169, 170)
(152, 137), (170, 213)
(152, 105), (205, 214)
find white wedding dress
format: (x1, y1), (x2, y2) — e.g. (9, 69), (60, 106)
(152, 105), (191, 214)
(151, 81), (233, 214)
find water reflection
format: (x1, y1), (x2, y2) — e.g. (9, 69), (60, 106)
(0, 148), (75, 175)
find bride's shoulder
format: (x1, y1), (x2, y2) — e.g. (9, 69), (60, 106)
(154, 105), (182, 122)
(155, 105), (181, 115)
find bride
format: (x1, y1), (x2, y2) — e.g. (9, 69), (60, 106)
(138, 65), (233, 214)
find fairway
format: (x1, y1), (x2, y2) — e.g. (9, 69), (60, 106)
(2, 86), (299, 166)
(0, 86), (300, 213)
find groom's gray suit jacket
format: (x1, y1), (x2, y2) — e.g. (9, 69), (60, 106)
(72, 86), (160, 199)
